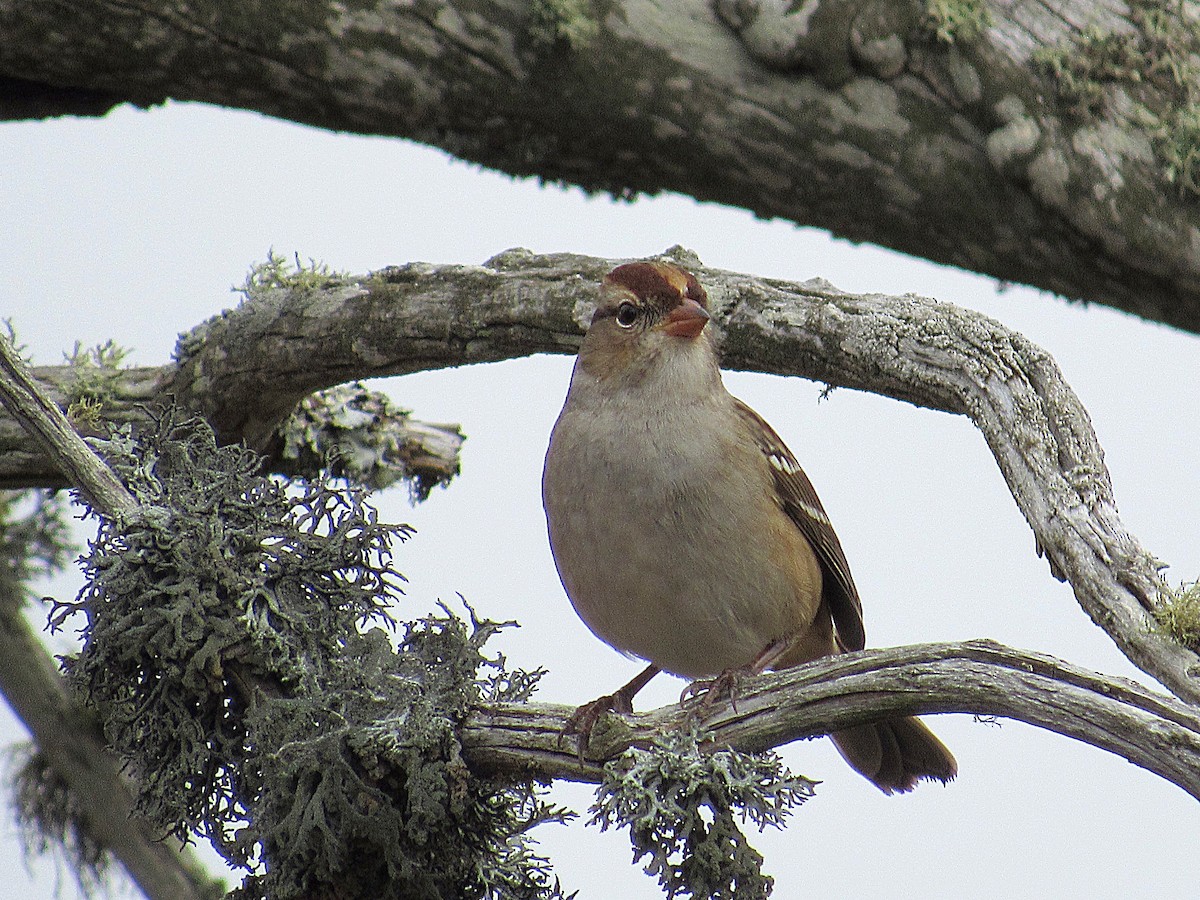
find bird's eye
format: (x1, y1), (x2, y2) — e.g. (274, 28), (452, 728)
(615, 302), (639, 328)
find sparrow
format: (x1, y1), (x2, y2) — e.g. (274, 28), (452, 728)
(541, 260), (956, 794)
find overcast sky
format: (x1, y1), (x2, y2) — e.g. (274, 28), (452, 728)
(2, 101), (1199, 899)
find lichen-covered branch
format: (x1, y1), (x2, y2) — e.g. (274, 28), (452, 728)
(0, 338), (142, 519)
(3, 1), (1200, 332)
(462, 639), (1200, 800)
(0, 248), (1189, 710)
(0, 346), (565, 898)
(0, 365), (463, 496)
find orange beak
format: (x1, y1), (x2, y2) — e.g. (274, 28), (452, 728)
(662, 298), (710, 338)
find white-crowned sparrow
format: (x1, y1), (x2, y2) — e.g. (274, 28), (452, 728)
(542, 260), (956, 794)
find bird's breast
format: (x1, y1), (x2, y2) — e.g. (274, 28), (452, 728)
(543, 395), (822, 679)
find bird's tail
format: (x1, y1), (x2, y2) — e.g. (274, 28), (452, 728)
(830, 716), (957, 794)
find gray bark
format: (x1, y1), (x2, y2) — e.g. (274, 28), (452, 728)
(2, 1), (1199, 332)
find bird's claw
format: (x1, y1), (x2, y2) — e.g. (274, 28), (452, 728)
(560, 691), (634, 761)
(680, 667), (745, 714)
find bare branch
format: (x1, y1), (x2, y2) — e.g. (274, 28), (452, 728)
(462, 640), (1200, 800)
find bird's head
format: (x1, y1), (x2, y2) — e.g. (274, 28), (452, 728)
(577, 261), (713, 382)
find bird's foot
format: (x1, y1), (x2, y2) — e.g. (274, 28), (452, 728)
(679, 667), (747, 713)
(559, 664), (659, 762)
(680, 636), (792, 714)
(560, 691), (635, 761)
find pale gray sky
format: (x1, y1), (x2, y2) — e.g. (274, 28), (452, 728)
(2, 101), (1198, 898)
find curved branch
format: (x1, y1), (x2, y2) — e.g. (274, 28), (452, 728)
(1, 255), (1198, 828)
(1, 248), (1185, 707)
(462, 640), (1200, 800)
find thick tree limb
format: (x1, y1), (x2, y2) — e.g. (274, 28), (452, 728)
(462, 639), (1200, 800)
(3, 1), (1200, 331)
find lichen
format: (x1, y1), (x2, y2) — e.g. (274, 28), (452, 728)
(0, 489), (71, 589)
(1158, 102), (1200, 198)
(232, 610), (570, 900)
(279, 382), (462, 501)
(589, 726), (816, 899)
(921, 0), (993, 45)
(62, 339), (133, 425)
(9, 746), (114, 899)
(1, 493), (101, 893)
(1032, 0), (1200, 198)
(52, 411), (562, 898)
(235, 249), (349, 300)
(1033, 24), (1148, 115)
(1154, 579), (1200, 650)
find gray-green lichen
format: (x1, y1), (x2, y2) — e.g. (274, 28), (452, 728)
(0, 490), (71, 592)
(280, 382), (463, 501)
(1, 495), (92, 888)
(1154, 578), (1200, 650)
(590, 727), (816, 899)
(62, 340), (133, 427)
(1033, 0), (1200, 198)
(53, 411), (564, 899)
(235, 249), (349, 299)
(1159, 102), (1200, 197)
(921, 0), (993, 45)
(232, 609), (570, 900)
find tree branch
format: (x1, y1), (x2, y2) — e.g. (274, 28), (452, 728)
(0, 363), (463, 494)
(462, 639), (1200, 800)
(0, 339), (141, 519)
(3, 1), (1199, 331)
(1, 249), (1189, 707)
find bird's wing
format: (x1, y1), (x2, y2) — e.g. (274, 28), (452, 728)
(733, 399), (866, 651)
